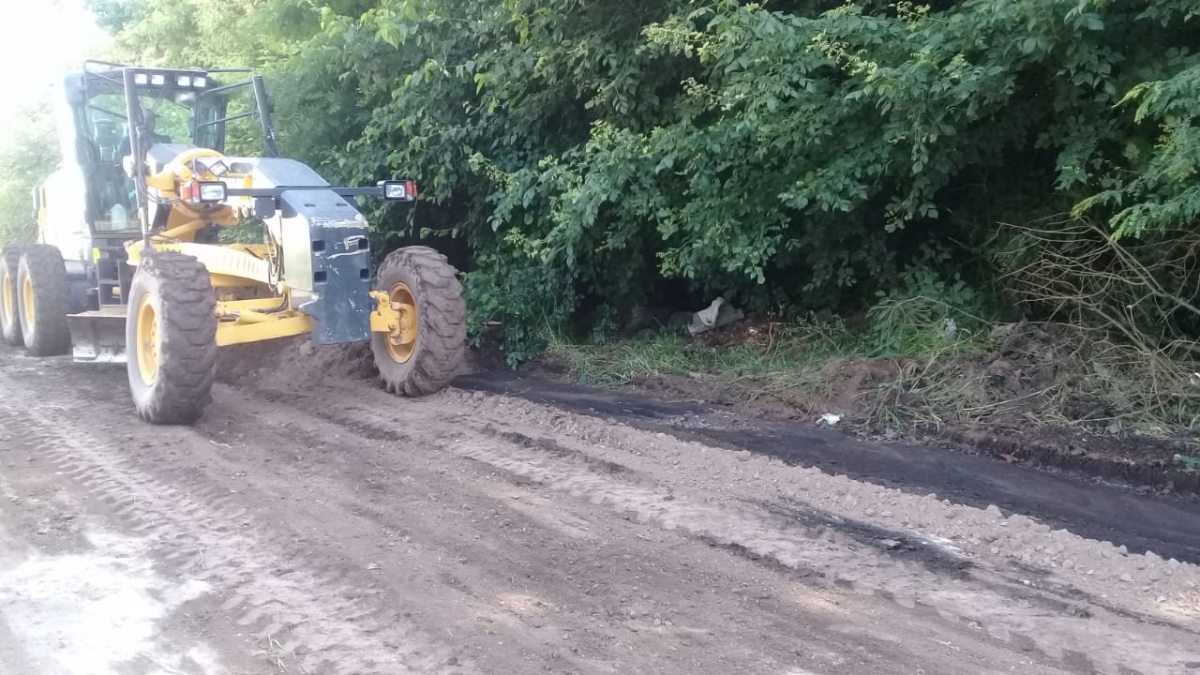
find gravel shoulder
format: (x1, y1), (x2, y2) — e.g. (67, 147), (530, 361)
(1, 343), (1198, 674)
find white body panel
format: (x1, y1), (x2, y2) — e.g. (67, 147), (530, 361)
(40, 166), (90, 265)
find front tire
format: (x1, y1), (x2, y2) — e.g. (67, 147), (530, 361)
(17, 245), (71, 356)
(370, 246), (466, 396)
(1, 246), (24, 346)
(126, 251), (218, 424)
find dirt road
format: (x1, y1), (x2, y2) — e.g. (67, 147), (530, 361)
(1, 343), (1199, 675)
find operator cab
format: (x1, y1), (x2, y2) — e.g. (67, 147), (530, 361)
(49, 61), (278, 308)
(62, 64), (235, 235)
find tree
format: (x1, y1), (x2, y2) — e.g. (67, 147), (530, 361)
(0, 97), (60, 245)
(90, 0), (1200, 361)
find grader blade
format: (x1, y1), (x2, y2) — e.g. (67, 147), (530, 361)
(67, 307), (127, 364)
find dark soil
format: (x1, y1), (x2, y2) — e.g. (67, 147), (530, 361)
(531, 321), (1200, 496)
(456, 369), (1200, 564)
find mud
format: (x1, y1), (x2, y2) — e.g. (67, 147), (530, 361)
(1, 342), (1199, 675)
(460, 371), (1200, 564)
(538, 321), (1200, 496)
(945, 427), (1200, 494)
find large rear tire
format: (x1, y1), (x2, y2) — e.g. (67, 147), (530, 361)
(17, 245), (71, 356)
(126, 251), (218, 425)
(370, 246), (466, 396)
(1, 246), (23, 346)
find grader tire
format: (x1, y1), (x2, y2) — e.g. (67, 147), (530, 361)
(370, 246), (466, 396)
(1, 247), (23, 346)
(17, 245), (71, 356)
(126, 251), (218, 425)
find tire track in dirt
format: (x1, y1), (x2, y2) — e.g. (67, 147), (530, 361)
(3, 363), (861, 674)
(0, 376), (472, 675)
(431, 386), (1200, 627)
(9, 364), (1016, 675)
(253, 381), (1200, 675)
(442, 438), (1200, 675)
(208, 382), (1077, 674)
(6, 351), (1200, 674)
(459, 372), (1200, 564)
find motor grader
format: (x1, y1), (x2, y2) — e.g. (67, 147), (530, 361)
(0, 61), (466, 424)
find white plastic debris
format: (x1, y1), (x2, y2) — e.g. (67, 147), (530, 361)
(686, 297), (745, 335)
(818, 413), (841, 427)
(688, 298), (725, 335)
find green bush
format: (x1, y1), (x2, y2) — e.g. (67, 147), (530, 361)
(0, 98), (59, 247)
(463, 247), (576, 365)
(87, 0), (1200, 364)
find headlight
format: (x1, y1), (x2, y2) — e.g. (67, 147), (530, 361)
(380, 180), (418, 201)
(150, 74), (166, 86)
(134, 73), (149, 85)
(384, 182), (407, 200)
(177, 75), (192, 87)
(205, 159), (229, 177)
(198, 182), (226, 202)
(193, 76), (207, 88)
(185, 181), (227, 204)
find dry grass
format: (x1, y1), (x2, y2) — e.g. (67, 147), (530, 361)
(547, 218), (1200, 438)
(252, 634), (303, 673)
(549, 320), (1200, 437)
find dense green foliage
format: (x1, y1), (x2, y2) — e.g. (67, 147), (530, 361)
(0, 97), (59, 245)
(9, 0), (1200, 363)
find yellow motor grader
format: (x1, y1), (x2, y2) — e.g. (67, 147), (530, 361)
(0, 62), (466, 424)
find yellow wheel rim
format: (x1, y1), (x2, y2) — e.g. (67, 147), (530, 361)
(136, 296), (160, 385)
(1, 270), (13, 322)
(384, 282), (419, 364)
(21, 275), (34, 328)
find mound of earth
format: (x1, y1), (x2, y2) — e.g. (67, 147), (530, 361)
(217, 337), (377, 389)
(217, 332), (488, 390)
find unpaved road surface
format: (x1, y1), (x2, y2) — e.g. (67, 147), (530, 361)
(1, 343), (1199, 675)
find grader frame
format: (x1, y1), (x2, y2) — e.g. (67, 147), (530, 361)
(0, 62), (466, 424)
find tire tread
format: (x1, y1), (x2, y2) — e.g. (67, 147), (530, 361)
(370, 246), (466, 397)
(0, 246), (23, 346)
(127, 251), (217, 425)
(17, 245), (71, 356)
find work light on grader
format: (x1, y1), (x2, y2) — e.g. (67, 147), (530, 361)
(0, 62), (466, 424)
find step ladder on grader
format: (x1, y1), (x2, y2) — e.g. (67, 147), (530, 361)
(0, 61), (466, 424)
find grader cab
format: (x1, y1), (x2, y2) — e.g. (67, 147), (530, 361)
(0, 61), (466, 424)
